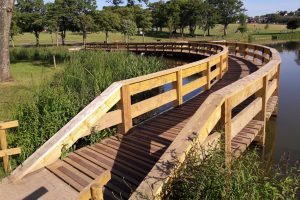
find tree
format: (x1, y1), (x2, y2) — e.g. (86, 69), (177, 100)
(198, 0), (219, 37)
(0, 0), (14, 82)
(120, 19), (137, 43)
(135, 8), (152, 41)
(94, 10), (121, 43)
(71, 0), (97, 45)
(213, 0), (245, 36)
(149, 1), (167, 32)
(16, 0), (45, 46)
(287, 19), (300, 32)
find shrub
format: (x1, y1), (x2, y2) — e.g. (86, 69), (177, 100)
(163, 145), (300, 200)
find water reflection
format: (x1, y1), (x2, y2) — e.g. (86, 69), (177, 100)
(266, 41), (300, 164)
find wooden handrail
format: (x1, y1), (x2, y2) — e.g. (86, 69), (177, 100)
(130, 42), (281, 199)
(8, 42), (228, 182)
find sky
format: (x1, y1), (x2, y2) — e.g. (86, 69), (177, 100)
(45, 0), (300, 17)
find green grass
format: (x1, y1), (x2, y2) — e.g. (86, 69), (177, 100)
(0, 61), (62, 121)
(162, 144), (300, 200)
(12, 24), (300, 46)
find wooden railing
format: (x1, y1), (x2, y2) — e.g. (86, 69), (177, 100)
(130, 42), (281, 199)
(7, 42), (228, 182)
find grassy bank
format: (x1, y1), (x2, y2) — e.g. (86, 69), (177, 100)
(163, 144), (300, 200)
(0, 48), (168, 179)
(12, 24), (300, 46)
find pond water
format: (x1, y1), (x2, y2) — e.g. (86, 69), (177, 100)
(266, 41), (300, 164)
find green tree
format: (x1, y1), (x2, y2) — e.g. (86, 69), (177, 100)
(94, 9), (121, 43)
(149, 1), (167, 32)
(71, 0), (97, 45)
(165, 0), (181, 37)
(198, 0), (219, 37)
(135, 8), (152, 41)
(120, 19), (137, 42)
(287, 19), (300, 32)
(213, 0), (245, 36)
(16, 0), (46, 46)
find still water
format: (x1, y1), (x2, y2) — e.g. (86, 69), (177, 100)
(266, 41), (300, 163)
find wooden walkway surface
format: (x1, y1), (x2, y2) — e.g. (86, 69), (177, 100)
(0, 56), (278, 200)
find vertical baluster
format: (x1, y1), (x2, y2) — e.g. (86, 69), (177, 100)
(223, 99), (232, 165)
(206, 62), (211, 90)
(119, 85), (132, 134)
(176, 70), (183, 106)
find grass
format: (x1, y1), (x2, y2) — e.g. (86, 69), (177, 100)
(12, 24), (300, 46)
(0, 61), (62, 121)
(162, 143), (300, 200)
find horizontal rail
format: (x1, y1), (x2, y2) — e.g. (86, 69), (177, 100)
(130, 41), (281, 199)
(8, 42), (228, 182)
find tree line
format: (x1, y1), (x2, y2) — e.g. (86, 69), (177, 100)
(10, 0), (246, 46)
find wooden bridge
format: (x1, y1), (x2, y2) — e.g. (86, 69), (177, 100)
(0, 41), (281, 200)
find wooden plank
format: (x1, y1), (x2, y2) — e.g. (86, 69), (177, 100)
(0, 121), (19, 130)
(211, 69), (219, 80)
(182, 76), (206, 96)
(0, 148), (21, 157)
(93, 110), (122, 132)
(131, 89), (177, 118)
(47, 160), (92, 191)
(231, 97), (262, 139)
(129, 73), (176, 95)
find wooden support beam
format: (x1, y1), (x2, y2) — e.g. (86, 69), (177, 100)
(255, 76), (268, 146)
(176, 70), (183, 106)
(0, 129), (9, 172)
(206, 62), (211, 90)
(0, 148), (21, 158)
(218, 56), (223, 80)
(120, 85), (132, 134)
(223, 100), (232, 165)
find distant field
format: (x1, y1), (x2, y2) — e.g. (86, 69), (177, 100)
(12, 24), (300, 46)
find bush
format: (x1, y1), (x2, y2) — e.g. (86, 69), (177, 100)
(10, 47), (69, 64)
(163, 145), (300, 200)
(7, 50), (167, 164)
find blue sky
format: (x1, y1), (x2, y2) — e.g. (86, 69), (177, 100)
(45, 0), (300, 17)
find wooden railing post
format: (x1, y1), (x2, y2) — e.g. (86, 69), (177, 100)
(176, 70), (183, 106)
(245, 45), (249, 59)
(223, 100), (232, 165)
(206, 62), (211, 90)
(0, 121), (20, 173)
(120, 85), (132, 134)
(91, 184), (103, 200)
(253, 46), (258, 63)
(218, 55), (224, 80)
(255, 76), (268, 146)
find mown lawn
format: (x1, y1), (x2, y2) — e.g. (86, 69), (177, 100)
(12, 23), (300, 46)
(0, 62), (62, 121)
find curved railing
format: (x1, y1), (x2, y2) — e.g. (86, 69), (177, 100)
(8, 42), (229, 182)
(130, 42), (281, 199)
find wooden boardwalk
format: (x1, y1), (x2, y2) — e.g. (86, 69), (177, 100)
(0, 55), (278, 200)
(0, 41), (278, 200)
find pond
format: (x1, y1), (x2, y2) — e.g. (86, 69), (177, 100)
(266, 41), (300, 164)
